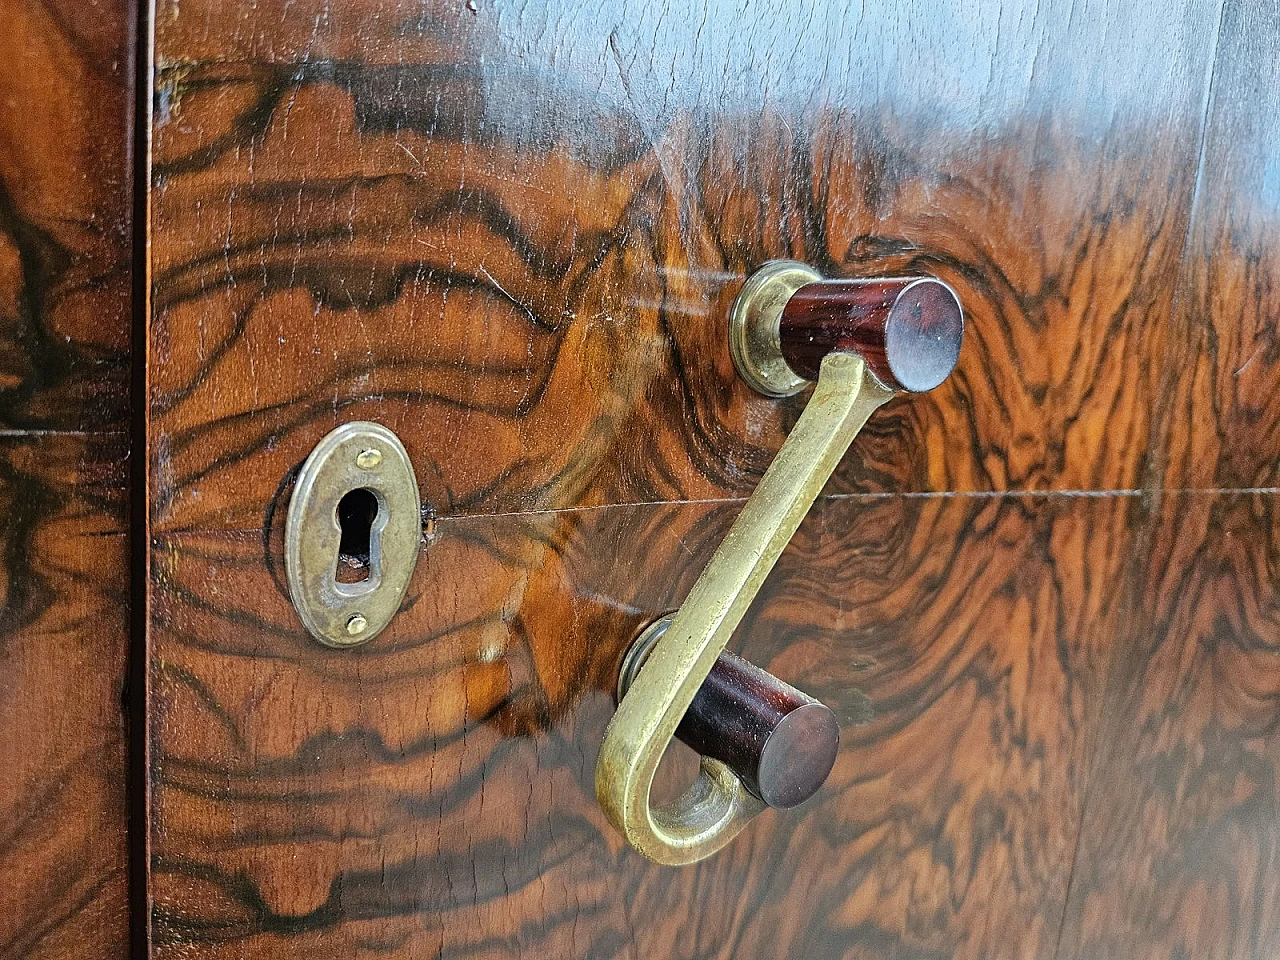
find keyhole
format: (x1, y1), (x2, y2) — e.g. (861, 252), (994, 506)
(336, 488), (379, 584)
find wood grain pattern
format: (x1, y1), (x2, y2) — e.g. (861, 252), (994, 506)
(150, 491), (1137, 958)
(1154, 0), (1280, 492)
(0, 0), (136, 955)
(0, 434), (129, 957)
(1058, 491), (1280, 959)
(0, 0), (133, 430)
(1056, 6), (1280, 956)
(147, 0), (1220, 532)
(145, 1), (1280, 958)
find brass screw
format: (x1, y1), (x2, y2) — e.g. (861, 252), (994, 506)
(356, 448), (383, 469)
(345, 614), (368, 637)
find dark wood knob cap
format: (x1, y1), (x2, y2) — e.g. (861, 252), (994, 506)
(780, 277), (964, 391)
(618, 619), (840, 810)
(677, 650), (840, 809)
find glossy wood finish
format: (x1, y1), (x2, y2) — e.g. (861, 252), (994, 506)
(0, 436), (129, 957)
(1057, 6), (1280, 957)
(0, 0), (134, 954)
(1059, 492), (1280, 958)
(1155, 0), (1280, 493)
(147, 0), (1220, 533)
(151, 492), (1133, 957)
(145, 0), (1280, 958)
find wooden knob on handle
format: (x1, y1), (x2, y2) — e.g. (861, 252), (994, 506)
(729, 260), (964, 397)
(618, 616), (840, 810)
(781, 277), (963, 391)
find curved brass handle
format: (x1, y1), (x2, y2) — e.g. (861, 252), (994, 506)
(596, 261), (963, 865)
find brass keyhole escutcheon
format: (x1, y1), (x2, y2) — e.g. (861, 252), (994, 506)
(285, 422), (421, 648)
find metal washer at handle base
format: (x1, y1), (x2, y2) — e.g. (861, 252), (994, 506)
(616, 616), (670, 705)
(728, 259), (821, 397)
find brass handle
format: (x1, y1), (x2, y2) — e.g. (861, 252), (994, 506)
(595, 260), (963, 865)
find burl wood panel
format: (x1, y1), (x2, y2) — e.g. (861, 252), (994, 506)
(0, 435), (129, 956)
(0, 0), (136, 955)
(0, 0), (133, 430)
(148, 0), (1221, 532)
(1154, 0), (1280, 492)
(146, 0), (1280, 958)
(1055, 6), (1280, 957)
(151, 492), (1137, 958)
(1058, 491), (1280, 959)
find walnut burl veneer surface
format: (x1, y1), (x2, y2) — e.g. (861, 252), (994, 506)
(0, 436), (129, 957)
(148, 0), (1218, 532)
(153, 493), (1132, 958)
(0, 0), (134, 955)
(145, 1), (1280, 958)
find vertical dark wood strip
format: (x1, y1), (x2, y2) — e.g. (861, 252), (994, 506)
(129, 0), (154, 953)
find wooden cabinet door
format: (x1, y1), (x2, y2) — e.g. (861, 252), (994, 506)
(134, 1), (1280, 958)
